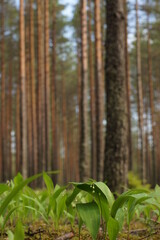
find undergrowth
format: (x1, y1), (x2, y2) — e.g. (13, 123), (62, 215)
(0, 172), (160, 240)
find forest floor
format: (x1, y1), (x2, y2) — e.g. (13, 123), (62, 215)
(2, 220), (160, 240)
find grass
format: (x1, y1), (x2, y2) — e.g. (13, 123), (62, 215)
(0, 172), (160, 239)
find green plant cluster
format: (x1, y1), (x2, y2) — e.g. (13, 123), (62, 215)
(0, 172), (160, 240)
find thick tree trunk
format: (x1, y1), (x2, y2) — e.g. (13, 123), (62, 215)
(79, 0), (90, 181)
(88, 0), (97, 180)
(136, 0), (145, 183)
(95, 0), (104, 181)
(104, 0), (128, 193)
(20, 0), (28, 178)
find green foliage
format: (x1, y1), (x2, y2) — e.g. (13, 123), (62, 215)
(128, 172), (151, 190)
(76, 202), (100, 240)
(2, 174), (160, 239)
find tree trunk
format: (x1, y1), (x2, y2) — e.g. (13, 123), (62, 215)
(20, 0), (27, 179)
(104, 0), (128, 193)
(95, 0), (104, 181)
(30, 0), (38, 176)
(79, 0), (90, 181)
(146, 0), (156, 186)
(51, 1), (58, 184)
(124, 0), (132, 171)
(88, 0), (96, 180)
(44, 0), (50, 171)
(136, 0), (145, 183)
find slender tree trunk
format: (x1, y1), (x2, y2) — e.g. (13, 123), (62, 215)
(62, 71), (68, 183)
(124, 0), (132, 171)
(1, 0), (6, 181)
(88, 0), (97, 180)
(79, 0), (90, 181)
(30, 0), (38, 175)
(146, 1), (156, 186)
(104, 0), (127, 193)
(26, 16), (33, 177)
(51, 1), (58, 184)
(136, 0), (145, 183)
(37, 0), (45, 183)
(44, 0), (50, 171)
(95, 0), (104, 181)
(20, 0), (27, 178)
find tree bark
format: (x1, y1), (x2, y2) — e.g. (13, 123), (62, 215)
(136, 0), (145, 183)
(95, 0), (104, 181)
(79, 0), (90, 181)
(88, 0), (97, 180)
(20, 0), (28, 179)
(44, 0), (50, 171)
(146, 0), (156, 186)
(124, 0), (132, 171)
(30, 0), (38, 176)
(104, 0), (128, 193)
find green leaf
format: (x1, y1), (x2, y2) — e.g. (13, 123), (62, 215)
(43, 172), (54, 195)
(66, 187), (80, 207)
(107, 217), (119, 240)
(76, 202), (100, 240)
(94, 182), (114, 208)
(0, 184), (10, 196)
(0, 171), (58, 216)
(7, 230), (14, 240)
(14, 221), (24, 240)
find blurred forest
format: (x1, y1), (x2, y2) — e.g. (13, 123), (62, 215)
(0, 0), (160, 191)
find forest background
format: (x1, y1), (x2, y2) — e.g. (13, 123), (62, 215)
(0, 0), (159, 193)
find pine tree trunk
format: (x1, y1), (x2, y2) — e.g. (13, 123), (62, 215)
(136, 0), (145, 183)
(20, 0), (28, 179)
(79, 0), (90, 181)
(104, 0), (127, 193)
(88, 0), (97, 180)
(146, 1), (156, 186)
(51, 1), (58, 184)
(95, 0), (104, 181)
(1, 0), (6, 181)
(30, 0), (38, 176)
(44, 0), (51, 171)
(124, 0), (132, 171)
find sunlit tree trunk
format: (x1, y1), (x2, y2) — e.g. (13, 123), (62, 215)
(95, 0), (104, 181)
(16, 81), (21, 174)
(30, 0), (38, 175)
(136, 0), (145, 183)
(79, 0), (90, 181)
(124, 0), (132, 171)
(88, 0), (96, 180)
(104, 0), (128, 193)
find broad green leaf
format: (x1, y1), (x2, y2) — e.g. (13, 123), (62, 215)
(115, 207), (125, 231)
(7, 230), (14, 240)
(76, 202), (100, 240)
(94, 182), (114, 208)
(14, 221), (24, 240)
(107, 216), (119, 240)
